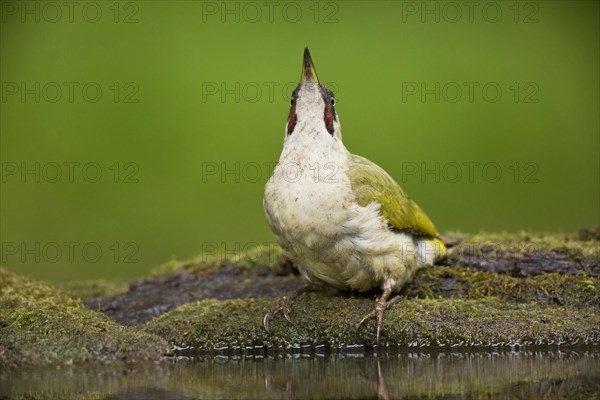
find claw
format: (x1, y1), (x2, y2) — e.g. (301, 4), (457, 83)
(357, 281), (402, 344)
(263, 314), (271, 334)
(263, 307), (279, 333)
(358, 300), (391, 343)
(263, 288), (310, 333)
(376, 312), (383, 343)
(358, 309), (378, 328)
(283, 309), (293, 324)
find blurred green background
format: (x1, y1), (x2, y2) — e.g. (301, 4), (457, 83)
(1, 1), (598, 282)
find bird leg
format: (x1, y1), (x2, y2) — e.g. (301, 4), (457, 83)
(263, 287), (311, 333)
(375, 359), (391, 400)
(358, 279), (401, 344)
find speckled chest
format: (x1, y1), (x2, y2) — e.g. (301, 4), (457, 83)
(263, 130), (355, 251)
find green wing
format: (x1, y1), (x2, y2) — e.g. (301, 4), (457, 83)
(347, 154), (437, 237)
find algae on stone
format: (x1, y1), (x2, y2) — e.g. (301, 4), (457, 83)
(448, 232), (600, 275)
(147, 232), (600, 279)
(139, 232), (599, 350)
(149, 243), (285, 276)
(54, 279), (128, 301)
(406, 266), (599, 307)
(3, 232), (599, 364)
(0, 268), (169, 367)
(144, 295), (600, 350)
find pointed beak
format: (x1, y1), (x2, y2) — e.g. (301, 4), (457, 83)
(301, 47), (319, 84)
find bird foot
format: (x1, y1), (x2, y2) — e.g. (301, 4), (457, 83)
(358, 295), (402, 344)
(263, 288), (309, 333)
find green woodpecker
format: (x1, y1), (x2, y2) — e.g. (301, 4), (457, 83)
(263, 48), (452, 342)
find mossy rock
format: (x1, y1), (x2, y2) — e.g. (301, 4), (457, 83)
(130, 232), (600, 350)
(448, 231), (600, 275)
(53, 279), (128, 301)
(149, 243), (286, 276)
(0, 268), (169, 367)
(407, 266), (599, 307)
(144, 295), (600, 350)
(2, 231), (599, 365)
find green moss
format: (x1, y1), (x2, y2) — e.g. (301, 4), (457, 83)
(457, 231), (600, 261)
(0, 268), (169, 367)
(406, 266), (599, 307)
(53, 279), (128, 301)
(140, 231), (599, 350)
(149, 243), (284, 276)
(3, 232), (599, 364)
(144, 295), (600, 350)
(148, 231), (599, 278)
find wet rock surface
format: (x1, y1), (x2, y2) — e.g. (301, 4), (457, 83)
(0, 269), (170, 368)
(86, 266), (304, 325)
(447, 246), (600, 276)
(2, 231), (599, 366)
(86, 232), (599, 326)
(446, 231), (600, 276)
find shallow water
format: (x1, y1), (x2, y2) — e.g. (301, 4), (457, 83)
(2, 347), (599, 399)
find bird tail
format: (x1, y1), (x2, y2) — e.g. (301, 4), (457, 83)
(418, 235), (463, 265)
(437, 234), (464, 248)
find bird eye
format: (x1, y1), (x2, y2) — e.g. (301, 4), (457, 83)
(330, 97), (335, 106)
(290, 97), (296, 106)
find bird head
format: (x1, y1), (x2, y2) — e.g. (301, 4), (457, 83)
(285, 48), (341, 139)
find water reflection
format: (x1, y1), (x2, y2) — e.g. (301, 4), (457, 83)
(2, 348), (599, 399)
